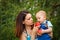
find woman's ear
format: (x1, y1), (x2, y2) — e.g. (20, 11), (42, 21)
(23, 21), (25, 24)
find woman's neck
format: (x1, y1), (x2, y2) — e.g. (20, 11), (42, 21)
(25, 25), (31, 31)
(25, 25), (32, 34)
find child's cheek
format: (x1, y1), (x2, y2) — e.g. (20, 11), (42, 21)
(40, 18), (44, 22)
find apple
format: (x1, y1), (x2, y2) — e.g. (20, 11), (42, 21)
(35, 22), (42, 34)
(35, 22), (40, 26)
(37, 29), (42, 34)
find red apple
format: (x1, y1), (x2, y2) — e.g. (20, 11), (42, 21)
(35, 22), (40, 26)
(37, 29), (42, 34)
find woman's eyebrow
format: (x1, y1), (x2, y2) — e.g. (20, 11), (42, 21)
(25, 16), (31, 20)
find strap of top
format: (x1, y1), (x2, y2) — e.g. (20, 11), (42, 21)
(24, 29), (29, 36)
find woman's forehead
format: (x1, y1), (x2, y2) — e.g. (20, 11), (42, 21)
(25, 13), (31, 19)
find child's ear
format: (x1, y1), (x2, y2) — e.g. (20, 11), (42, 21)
(44, 16), (46, 19)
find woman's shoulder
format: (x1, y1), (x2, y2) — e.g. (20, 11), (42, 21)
(20, 31), (27, 40)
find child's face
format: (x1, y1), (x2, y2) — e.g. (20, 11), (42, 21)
(36, 11), (46, 23)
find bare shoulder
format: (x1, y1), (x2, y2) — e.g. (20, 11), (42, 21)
(20, 32), (27, 40)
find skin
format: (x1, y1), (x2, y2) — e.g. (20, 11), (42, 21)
(20, 13), (38, 40)
(36, 10), (52, 35)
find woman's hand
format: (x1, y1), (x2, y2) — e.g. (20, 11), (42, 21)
(33, 22), (40, 33)
(31, 24), (40, 40)
(32, 24), (40, 33)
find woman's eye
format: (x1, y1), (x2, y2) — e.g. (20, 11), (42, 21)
(27, 17), (32, 20)
(27, 18), (30, 20)
(27, 17), (31, 20)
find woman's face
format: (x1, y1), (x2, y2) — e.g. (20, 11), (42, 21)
(23, 13), (33, 26)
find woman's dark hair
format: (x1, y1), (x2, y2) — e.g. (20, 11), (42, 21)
(16, 10), (30, 38)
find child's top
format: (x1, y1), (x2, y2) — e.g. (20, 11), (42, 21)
(36, 20), (53, 40)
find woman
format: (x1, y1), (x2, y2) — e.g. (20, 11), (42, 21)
(16, 10), (38, 40)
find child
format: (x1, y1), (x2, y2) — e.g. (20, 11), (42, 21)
(35, 10), (53, 40)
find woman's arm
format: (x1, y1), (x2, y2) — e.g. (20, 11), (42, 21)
(31, 25), (39, 40)
(31, 32), (36, 40)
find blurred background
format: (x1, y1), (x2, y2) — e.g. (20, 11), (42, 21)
(0, 0), (60, 40)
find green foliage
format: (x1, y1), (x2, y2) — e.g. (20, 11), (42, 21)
(0, 0), (60, 40)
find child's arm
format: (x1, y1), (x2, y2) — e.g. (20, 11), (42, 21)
(37, 21), (53, 35)
(37, 27), (52, 35)
(41, 27), (53, 38)
(42, 27), (52, 33)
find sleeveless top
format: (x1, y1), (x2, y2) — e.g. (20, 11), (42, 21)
(24, 30), (31, 40)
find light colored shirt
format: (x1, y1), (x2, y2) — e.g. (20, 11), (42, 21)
(43, 20), (53, 27)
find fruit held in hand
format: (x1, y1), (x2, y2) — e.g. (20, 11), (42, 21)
(35, 22), (40, 26)
(35, 22), (42, 34)
(37, 29), (42, 34)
